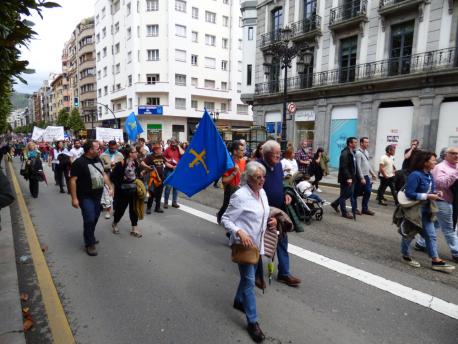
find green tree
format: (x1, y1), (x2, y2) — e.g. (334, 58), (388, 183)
(68, 108), (85, 132)
(0, 0), (60, 133)
(56, 108), (69, 128)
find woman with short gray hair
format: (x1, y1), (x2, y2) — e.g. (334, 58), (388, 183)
(221, 160), (273, 343)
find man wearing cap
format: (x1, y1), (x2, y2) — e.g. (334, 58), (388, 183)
(100, 140), (124, 173)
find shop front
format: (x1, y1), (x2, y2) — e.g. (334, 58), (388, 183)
(329, 106), (358, 168)
(265, 111), (282, 141)
(436, 101), (458, 154)
(294, 109), (315, 150)
(146, 124), (162, 142)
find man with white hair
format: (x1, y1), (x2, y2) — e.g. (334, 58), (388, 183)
(258, 140), (301, 286)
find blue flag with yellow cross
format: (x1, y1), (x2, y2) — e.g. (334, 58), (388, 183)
(164, 110), (234, 197)
(124, 112), (144, 141)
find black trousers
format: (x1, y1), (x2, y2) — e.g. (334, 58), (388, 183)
(217, 184), (238, 224)
(55, 165), (69, 192)
(147, 184), (164, 210)
(377, 176), (398, 204)
(29, 179), (39, 198)
(113, 191), (138, 226)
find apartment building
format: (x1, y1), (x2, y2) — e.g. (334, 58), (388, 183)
(95, 0), (252, 142)
(50, 73), (71, 121)
(249, 0), (458, 168)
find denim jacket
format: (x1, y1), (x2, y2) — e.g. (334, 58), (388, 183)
(405, 170), (436, 201)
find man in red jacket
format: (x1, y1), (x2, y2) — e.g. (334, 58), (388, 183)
(162, 139), (182, 208)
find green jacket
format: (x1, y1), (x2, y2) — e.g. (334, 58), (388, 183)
(393, 200), (438, 239)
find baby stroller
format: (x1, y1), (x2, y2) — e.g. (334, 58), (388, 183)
(287, 172), (324, 225)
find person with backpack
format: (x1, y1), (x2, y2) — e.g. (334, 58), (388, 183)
(23, 142), (44, 198)
(50, 141), (71, 194)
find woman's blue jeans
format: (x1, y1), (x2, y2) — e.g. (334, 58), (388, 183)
(235, 263), (258, 324)
(401, 206), (439, 259)
(163, 168), (178, 204)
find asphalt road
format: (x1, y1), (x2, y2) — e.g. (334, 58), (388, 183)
(11, 160), (458, 344)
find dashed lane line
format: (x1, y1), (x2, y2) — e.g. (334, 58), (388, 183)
(177, 202), (458, 320)
(8, 162), (76, 343)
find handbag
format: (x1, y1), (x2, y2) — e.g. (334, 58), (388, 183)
(231, 244), (259, 265)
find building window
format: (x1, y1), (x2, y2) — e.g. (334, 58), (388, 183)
(146, 74), (159, 84)
(272, 7), (283, 32)
(205, 57), (216, 69)
(192, 7), (198, 19)
(114, 22), (120, 33)
(97, 52), (101, 61)
(127, 27), (132, 39)
(102, 27), (106, 38)
(115, 43), (120, 54)
(191, 77), (197, 86)
(127, 51), (132, 63)
(223, 0), (228, 4)
(205, 11), (216, 23)
(205, 34), (216, 46)
(128, 75), (132, 86)
(128, 98), (133, 109)
(238, 39), (242, 50)
(146, 0), (158, 11)
(175, 98), (186, 109)
(248, 27), (253, 40)
(147, 49), (159, 61)
(175, 49), (186, 62)
(221, 103), (227, 112)
(204, 79), (215, 89)
(237, 83), (242, 92)
(221, 81), (227, 90)
(175, 24), (187, 37)
(127, 2), (131, 15)
(98, 89), (102, 97)
(103, 47), (107, 57)
(102, 7), (106, 17)
(103, 66), (107, 76)
(146, 24), (159, 37)
(191, 54), (198, 66)
(115, 63), (120, 74)
(204, 101), (215, 111)
(96, 33), (100, 43)
(97, 71), (101, 80)
(175, 74), (186, 86)
(104, 86), (108, 95)
(237, 104), (248, 113)
(146, 97), (160, 105)
(191, 100), (198, 108)
(222, 38), (228, 49)
(116, 83), (121, 91)
(175, 0), (186, 12)
(237, 61), (242, 72)
(192, 31), (198, 42)
(247, 64), (252, 85)
(222, 16), (229, 27)
(221, 60), (228, 71)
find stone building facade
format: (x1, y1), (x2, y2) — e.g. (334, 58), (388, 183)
(250, 0), (458, 168)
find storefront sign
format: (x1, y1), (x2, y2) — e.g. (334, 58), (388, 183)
(138, 105), (163, 115)
(295, 110), (315, 122)
(96, 127), (123, 142)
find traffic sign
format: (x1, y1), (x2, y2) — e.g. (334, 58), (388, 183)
(288, 102), (296, 114)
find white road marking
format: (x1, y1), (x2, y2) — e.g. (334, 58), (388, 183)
(176, 202), (458, 320)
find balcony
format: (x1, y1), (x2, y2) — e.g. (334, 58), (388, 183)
(258, 30), (282, 50)
(379, 0), (427, 16)
(290, 15), (322, 42)
(255, 47), (456, 95)
(329, 0), (367, 32)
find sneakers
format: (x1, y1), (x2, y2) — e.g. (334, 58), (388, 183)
(414, 243), (427, 252)
(354, 209), (362, 216)
(247, 322), (265, 343)
(378, 200), (388, 206)
(104, 212), (111, 219)
(233, 300), (244, 313)
(431, 261), (455, 273)
(362, 209), (375, 216)
(154, 208), (164, 213)
(402, 256), (421, 268)
(316, 188), (322, 193)
(86, 245), (98, 256)
(163, 203), (168, 209)
(277, 274), (301, 286)
(146, 208), (152, 215)
(342, 213), (354, 220)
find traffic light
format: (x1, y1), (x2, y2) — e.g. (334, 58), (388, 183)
(74, 97), (79, 107)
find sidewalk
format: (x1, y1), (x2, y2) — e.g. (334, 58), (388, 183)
(320, 169), (382, 191)
(0, 203), (26, 344)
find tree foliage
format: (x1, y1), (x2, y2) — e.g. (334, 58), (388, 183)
(56, 108), (69, 128)
(0, 0), (60, 134)
(68, 108), (85, 132)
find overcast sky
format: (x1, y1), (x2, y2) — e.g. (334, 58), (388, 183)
(14, 0), (96, 94)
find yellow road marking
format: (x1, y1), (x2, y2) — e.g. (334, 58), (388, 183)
(8, 162), (75, 344)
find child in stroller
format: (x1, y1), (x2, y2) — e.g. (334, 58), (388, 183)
(291, 173), (324, 224)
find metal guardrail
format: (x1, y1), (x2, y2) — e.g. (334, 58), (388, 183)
(330, 0), (367, 25)
(290, 15), (322, 38)
(379, 0), (411, 8)
(258, 29), (282, 49)
(255, 48), (456, 95)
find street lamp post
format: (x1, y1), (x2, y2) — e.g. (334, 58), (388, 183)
(95, 102), (120, 129)
(263, 27), (313, 152)
(210, 111), (220, 123)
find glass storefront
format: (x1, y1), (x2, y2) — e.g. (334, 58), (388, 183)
(147, 123), (162, 142)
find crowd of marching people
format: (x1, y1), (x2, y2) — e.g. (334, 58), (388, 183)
(1, 133), (457, 343)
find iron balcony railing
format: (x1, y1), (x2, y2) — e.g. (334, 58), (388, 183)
(255, 48), (456, 95)
(330, 0), (367, 26)
(379, 0), (416, 9)
(258, 29), (282, 49)
(290, 15), (322, 38)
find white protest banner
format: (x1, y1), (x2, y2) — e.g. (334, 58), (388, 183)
(42, 126), (65, 142)
(31, 127), (45, 141)
(96, 127), (124, 142)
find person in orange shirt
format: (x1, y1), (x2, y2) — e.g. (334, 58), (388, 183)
(217, 140), (247, 224)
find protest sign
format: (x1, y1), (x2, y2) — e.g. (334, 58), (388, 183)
(31, 127), (46, 141)
(96, 127), (124, 142)
(42, 126), (65, 142)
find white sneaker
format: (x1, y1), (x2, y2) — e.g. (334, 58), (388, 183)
(316, 188), (322, 193)
(105, 213), (111, 219)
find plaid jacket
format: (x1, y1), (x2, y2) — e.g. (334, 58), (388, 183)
(295, 149), (311, 173)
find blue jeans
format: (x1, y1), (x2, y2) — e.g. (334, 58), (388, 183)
(416, 201), (458, 258)
(352, 176), (372, 211)
(307, 193), (323, 203)
(332, 182), (355, 216)
(277, 234), (290, 278)
(163, 168), (178, 204)
(80, 197), (102, 247)
(235, 263), (258, 324)
(401, 206), (439, 258)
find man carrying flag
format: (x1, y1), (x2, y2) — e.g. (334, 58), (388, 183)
(163, 110), (234, 197)
(124, 112), (144, 142)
